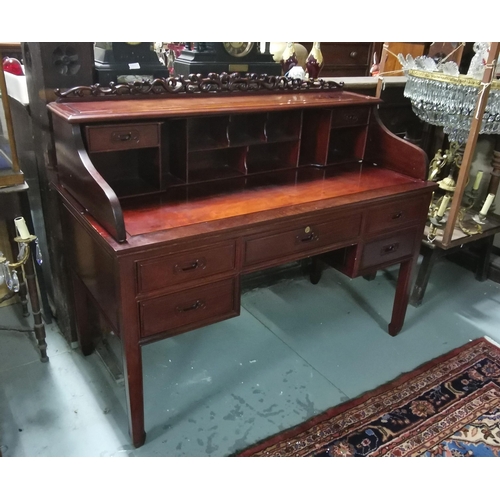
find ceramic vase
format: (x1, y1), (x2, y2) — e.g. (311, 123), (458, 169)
(280, 42), (298, 74)
(305, 42), (324, 80)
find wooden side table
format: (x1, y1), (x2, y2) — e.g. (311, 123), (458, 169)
(411, 138), (500, 306)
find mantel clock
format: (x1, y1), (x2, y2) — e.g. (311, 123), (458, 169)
(94, 42), (170, 84)
(173, 42), (281, 76)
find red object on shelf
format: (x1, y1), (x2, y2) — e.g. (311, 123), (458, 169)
(2, 57), (24, 76)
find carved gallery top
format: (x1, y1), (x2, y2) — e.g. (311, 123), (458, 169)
(54, 72), (344, 100)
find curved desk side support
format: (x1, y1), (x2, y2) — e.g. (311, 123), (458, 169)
(366, 110), (429, 180)
(51, 115), (126, 242)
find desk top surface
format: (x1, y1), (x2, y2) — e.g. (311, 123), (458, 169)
(48, 90), (381, 123)
(62, 163), (434, 253)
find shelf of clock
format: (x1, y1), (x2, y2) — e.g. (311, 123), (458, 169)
(173, 43), (281, 77)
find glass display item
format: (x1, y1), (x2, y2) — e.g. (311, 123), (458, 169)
(402, 43), (500, 248)
(305, 42), (324, 80)
(403, 67), (500, 145)
(2, 57), (23, 76)
(280, 42), (298, 74)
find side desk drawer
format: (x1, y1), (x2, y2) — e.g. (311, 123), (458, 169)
(137, 242), (236, 293)
(364, 196), (428, 235)
(243, 213), (362, 267)
(330, 106), (370, 128)
(85, 123), (160, 152)
(140, 278), (238, 338)
(360, 229), (418, 270)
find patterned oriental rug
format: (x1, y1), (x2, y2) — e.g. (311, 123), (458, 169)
(238, 338), (500, 457)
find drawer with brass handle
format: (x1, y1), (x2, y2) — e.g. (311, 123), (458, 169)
(137, 241), (236, 293)
(85, 123), (160, 152)
(243, 213), (362, 268)
(359, 229), (419, 271)
(139, 278), (238, 338)
(330, 106), (370, 128)
(364, 196), (428, 235)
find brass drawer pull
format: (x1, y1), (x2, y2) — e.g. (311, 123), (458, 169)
(344, 114), (359, 123)
(174, 258), (207, 273)
(297, 232), (318, 243)
(111, 130), (138, 143)
(381, 243), (399, 255)
(176, 299), (206, 314)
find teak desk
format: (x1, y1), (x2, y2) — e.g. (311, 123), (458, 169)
(48, 80), (434, 447)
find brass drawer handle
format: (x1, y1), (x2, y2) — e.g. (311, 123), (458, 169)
(344, 114), (359, 123)
(297, 232), (318, 243)
(381, 243), (399, 255)
(174, 258), (207, 273)
(111, 130), (138, 143)
(176, 299), (206, 314)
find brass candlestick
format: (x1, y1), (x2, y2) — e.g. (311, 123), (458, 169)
(0, 217), (48, 362)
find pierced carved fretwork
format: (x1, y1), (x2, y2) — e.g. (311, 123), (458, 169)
(55, 72), (344, 100)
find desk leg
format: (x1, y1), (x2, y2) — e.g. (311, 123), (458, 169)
(388, 259), (414, 337)
(72, 274), (95, 356)
(310, 256), (323, 284)
(122, 340), (146, 448)
(72, 272), (146, 447)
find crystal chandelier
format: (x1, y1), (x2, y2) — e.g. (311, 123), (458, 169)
(400, 42), (500, 244)
(404, 69), (500, 144)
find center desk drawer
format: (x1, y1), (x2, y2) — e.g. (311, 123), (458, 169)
(140, 278), (238, 338)
(243, 213), (362, 267)
(364, 196), (428, 235)
(137, 242), (236, 293)
(85, 123), (160, 153)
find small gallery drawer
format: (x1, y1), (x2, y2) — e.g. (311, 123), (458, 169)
(360, 230), (418, 270)
(330, 106), (370, 128)
(137, 242), (236, 293)
(140, 278), (238, 338)
(85, 123), (160, 153)
(364, 196), (428, 235)
(243, 213), (362, 267)
(321, 42), (372, 67)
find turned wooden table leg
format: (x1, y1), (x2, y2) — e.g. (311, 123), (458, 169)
(23, 245), (48, 362)
(17, 268), (29, 317)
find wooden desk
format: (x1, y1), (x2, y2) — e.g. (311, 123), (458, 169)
(48, 80), (434, 447)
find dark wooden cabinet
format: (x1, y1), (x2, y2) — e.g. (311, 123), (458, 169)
(300, 42), (378, 76)
(48, 81), (434, 447)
